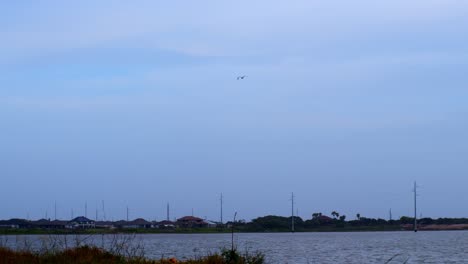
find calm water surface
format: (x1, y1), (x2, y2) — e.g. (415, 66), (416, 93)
(4, 231), (468, 263)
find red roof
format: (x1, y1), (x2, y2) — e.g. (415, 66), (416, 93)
(318, 215), (333, 222)
(177, 216), (204, 221)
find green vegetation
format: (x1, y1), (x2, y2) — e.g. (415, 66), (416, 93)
(3, 212), (468, 235)
(235, 214), (402, 232)
(230, 213), (468, 232)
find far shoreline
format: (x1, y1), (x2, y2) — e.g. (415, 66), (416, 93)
(4, 225), (468, 235)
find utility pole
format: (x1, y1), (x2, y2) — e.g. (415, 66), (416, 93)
(102, 200), (106, 221)
(166, 203), (169, 221)
(389, 208), (392, 221)
(291, 192), (295, 233)
(231, 212), (237, 252)
(413, 181), (418, 232)
(85, 202), (88, 218)
(126, 206), (129, 222)
(220, 193), (223, 224)
(54, 201), (57, 220)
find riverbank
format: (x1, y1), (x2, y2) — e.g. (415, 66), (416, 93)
(0, 225), (404, 235)
(401, 224), (468, 231)
(4, 214), (468, 235)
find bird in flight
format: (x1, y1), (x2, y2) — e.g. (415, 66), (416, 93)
(237, 75), (247, 80)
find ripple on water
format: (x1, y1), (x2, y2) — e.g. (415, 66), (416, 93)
(3, 231), (468, 263)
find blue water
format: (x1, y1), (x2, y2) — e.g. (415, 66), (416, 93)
(3, 231), (467, 263)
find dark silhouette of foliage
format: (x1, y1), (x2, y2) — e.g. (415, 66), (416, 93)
(0, 246), (265, 264)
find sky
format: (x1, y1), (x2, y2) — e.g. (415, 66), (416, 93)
(1, 0), (468, 222)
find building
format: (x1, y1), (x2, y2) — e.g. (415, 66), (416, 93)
(177, 216), (208, 228)
(155, 220), (176, 229)
(204, 220), (219, 228)
(316, 215), (334, 225)
(0, 219), (31, 229)
(95, 221), (115, 229)
(33, 219), (68, 229)
(123, 218), (152, 229)
(66, 216), (95, 229)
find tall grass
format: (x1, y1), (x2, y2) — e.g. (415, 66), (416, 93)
(0, 234), (264, 264)
(0, 246), (264, 264)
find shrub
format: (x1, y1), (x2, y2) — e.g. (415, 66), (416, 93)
(0, 246), (265, 264)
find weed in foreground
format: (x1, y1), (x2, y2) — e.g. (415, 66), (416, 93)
(0, 246), (265, 264)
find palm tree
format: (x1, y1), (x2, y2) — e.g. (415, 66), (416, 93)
(331, 211), (339, 219)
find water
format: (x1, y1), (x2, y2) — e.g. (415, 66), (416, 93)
(2, 231), (468, 263)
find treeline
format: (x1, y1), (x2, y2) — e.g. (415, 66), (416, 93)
(227, 213), (468, 232)
(401, 216), (468, 225)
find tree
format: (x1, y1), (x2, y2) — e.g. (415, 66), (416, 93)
(399, 216), (413, 225)
(331, 211), (340, 219)
(339, 215), (346, 222)
(356, 213), (361, 220)
(312, 213), (322, 219)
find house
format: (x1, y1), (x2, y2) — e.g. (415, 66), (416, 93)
(49, 220), (67, 229)
(95, 221), (115, 229)
(177, 216), (208, 228)
(113, 220), (127, 229)
(66, 216), (95, 229)
(0, 221), (19, 229)
(316, 215), (334, 225)
(155, 220), (176, 229)
(124, 218), (152, 229)
(204, 220), (219, 228)
(0, 219), (31, 229)
(31, 219), (68, 229)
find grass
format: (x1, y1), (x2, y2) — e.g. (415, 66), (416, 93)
(0, 246), (264, 264)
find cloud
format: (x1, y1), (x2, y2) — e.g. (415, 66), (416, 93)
(1, 0), (468, 62)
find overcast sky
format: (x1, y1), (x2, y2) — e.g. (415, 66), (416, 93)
(1, 1), (468, 221)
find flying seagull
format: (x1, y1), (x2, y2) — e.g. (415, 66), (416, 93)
(237, 75), (247, 80)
